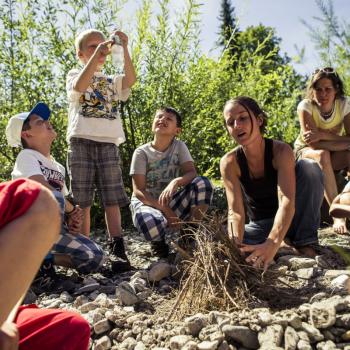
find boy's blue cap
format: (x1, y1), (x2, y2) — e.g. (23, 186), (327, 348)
(6, 102), (51, 147)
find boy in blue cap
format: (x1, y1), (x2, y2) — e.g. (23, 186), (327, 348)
(6, 102), (105, 276)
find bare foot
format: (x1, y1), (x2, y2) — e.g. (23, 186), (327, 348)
(333, 217), (347, 234)
(277, 240), (300, 257)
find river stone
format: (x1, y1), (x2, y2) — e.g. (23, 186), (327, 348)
(258, 324), (283, 347)
(94, 335), (112, 350)
(284, 326), (299, 350)
(336, 313), (350, 328)
(198, 340), (219, 350)
(277, 256), (316, 270)
(134, 342), (147, 350)
(182, 341), (199, 350)
(342, 330), (350, 341)
(60, 291), (73, 303)
(309, 302), (336, 328)
(316, 340), (337, 350)
(297, 339), (312, 350)
(324, 270), (350, 278)
(257, 311), (273, 326)
(218, 340), (231, 350)
(148, 262), (172, 282)
(199, 325), (223, 342)
(118, 281), (140, 306)
(169, 335), (192, 349)
(330, 274), (350, 291)
(294, 268), (315, 280)
(185, 314), (208, 337)
(94, 318), (111, 335)
(120, 337), (137, 350)
(222, 325), (259, 349)
(79, 301), (99, 313)
(301, 322), (324, 342)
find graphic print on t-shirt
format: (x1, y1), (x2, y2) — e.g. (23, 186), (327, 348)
(146, 153), (180, 196)
(79, 75), (118, 120)
(38, 160), (64, 192)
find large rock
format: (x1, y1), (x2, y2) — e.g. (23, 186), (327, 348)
(148, 262), (172, 282)
(185, 314), (208, 337)
(301, 322), (324, 343)
(258, 324), (283, 347)
(277, 256), (316, 270)
(222, 325), (259, 349)
(118, 281), (140, 306)
(309, 302), (336, 328)
(284, 326), (299, 350)
(330, 274), (350, 291)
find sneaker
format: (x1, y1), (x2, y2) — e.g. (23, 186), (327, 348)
(109, 237), (132, 272)
(151, 239), (170, 258)
(32, 259), (57, 292)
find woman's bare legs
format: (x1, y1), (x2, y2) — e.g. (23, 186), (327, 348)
(302, 148), (349, 233)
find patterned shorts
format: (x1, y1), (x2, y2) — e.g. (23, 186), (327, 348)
(50, 189), (105, 273)
(67, 138), (129, 208)
(130, 176), (214, 241)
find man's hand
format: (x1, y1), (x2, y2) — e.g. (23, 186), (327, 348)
(0, 322), (19, 350)
(240, 238), (280, 271)
(67, 206), (83, 236)
(159, 179), (179, 206)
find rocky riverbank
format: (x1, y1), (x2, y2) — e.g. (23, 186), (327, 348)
(26, 228), (350, 350)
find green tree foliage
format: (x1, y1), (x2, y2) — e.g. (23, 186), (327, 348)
(0, 0), (303, 210)
(217, 0), (238, 49)
(302, 0), (350, 88)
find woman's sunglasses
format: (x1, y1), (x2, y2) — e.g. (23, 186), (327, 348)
(312, 67), (337, 75)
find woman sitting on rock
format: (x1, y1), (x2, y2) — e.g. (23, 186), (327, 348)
(220, 96), (324, 270)
(294, 67), (350, 234)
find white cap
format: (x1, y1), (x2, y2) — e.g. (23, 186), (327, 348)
(6, 102), (51, 147)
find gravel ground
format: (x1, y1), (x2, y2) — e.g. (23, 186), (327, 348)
(24, 227), (350, 350)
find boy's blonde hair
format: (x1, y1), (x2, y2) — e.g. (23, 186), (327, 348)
(75, 29), (105, 54)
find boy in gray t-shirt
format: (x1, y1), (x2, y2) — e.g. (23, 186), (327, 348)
(129, 107), (213, 257)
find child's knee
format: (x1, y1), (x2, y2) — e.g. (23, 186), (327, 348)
(31, 187), (61, 241)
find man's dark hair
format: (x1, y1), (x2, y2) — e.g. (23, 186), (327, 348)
(158, 107), (182, 127)
(21, 118), (31, 149)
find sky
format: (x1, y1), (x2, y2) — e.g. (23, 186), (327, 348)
(198, 0), (350, 75)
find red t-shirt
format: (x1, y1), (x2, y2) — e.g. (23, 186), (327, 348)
(0, 178), (41, 229)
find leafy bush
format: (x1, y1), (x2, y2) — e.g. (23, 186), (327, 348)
(0, 0), (304, 227)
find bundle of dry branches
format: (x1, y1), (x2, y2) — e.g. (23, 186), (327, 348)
(163, 215), (292, 321)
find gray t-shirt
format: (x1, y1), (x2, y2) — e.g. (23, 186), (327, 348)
(130, 139), (193, 199)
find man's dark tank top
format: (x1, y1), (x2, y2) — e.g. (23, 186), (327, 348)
(234, 138), (278, 221)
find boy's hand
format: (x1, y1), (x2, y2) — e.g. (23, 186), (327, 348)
(67, 205), (83, 236)
(94, 40), (114, 59)
(0, 322), (19, 350)
(162, 206), (182, 231)
(112, 31), (128, 48)
(159, 179), (179, 206)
